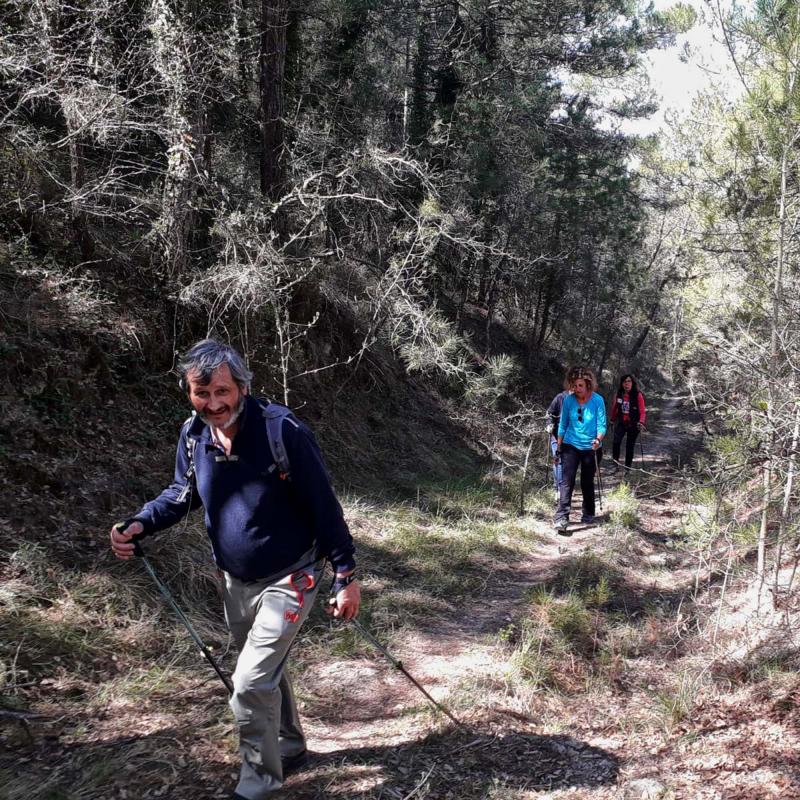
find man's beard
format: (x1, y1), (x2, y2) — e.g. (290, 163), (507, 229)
(200, 394), (246, 431)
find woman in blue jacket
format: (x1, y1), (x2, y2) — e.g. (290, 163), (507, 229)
(554, 366), (607, 534)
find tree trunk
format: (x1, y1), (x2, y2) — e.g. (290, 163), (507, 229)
(160, 120), (204, 279)
(596, 319), (615, 382)
(235, 0), (251, 95)
(773, 392), (800, 607)
(628, 220), (689, 361)
(68, 135), (93, 261)
(627, 299), (658, 362)
(537, 288), (553, 349)
(758, 134), (792, 611)
(259, 0), (288, 201)
(409, 11), (430, 147)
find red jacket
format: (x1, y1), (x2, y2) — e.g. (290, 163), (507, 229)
(610, 390), (646, 427)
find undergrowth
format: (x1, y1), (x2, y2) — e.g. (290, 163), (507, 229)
(3, 472), (548, 800)
(3, 430), (777, 800)
(607, 482), (640, 529)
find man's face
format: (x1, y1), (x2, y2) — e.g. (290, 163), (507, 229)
(186, 364), (247, 432)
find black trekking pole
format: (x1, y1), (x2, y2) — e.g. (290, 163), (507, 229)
(639, 427), (646, 469)
(542, 431), (553, 490)
(593, 449), (604, 513)
(115, 523), (234, 695)
(546, 432), (558, 496)
(347, 617), (466, 729)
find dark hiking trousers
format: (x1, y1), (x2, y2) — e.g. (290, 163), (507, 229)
(612, 423), (639, 469)
(556, 443), (601, 521)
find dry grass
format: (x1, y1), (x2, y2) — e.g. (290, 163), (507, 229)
(5, 399), (800, 799)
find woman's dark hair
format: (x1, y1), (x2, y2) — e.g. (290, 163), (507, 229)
(617, 373), (639, 396)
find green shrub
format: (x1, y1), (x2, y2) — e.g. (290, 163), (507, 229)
(608, 482), (640, 529)
(548, 595), (593, 650)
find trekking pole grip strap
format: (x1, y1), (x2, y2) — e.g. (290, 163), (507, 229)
(330, 573), (356, 597)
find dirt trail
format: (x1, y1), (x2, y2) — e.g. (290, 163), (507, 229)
(281, 394), (701, 798)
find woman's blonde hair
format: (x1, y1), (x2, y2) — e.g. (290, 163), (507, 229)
(565, 365), (596, 392)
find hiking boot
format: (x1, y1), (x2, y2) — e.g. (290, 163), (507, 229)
(283, 749), (309, 776)
(231, 751), (309, 798)
(554, 518), (570, 536)
(580, 514), (596, 524)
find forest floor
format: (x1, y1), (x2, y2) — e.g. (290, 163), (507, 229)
(3, 395), (800, 799)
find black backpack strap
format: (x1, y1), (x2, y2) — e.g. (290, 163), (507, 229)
(176, 414), (198, 503)
(260, 401), (298, 480)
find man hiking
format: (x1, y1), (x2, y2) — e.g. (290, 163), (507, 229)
(109, 339), (360, 800)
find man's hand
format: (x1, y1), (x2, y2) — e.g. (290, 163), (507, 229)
(326, 578), (361, 621)
(109, 521), (143, 560)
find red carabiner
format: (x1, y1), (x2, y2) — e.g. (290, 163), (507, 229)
(284, 570), (315, 623)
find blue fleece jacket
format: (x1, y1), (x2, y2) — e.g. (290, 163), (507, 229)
(557, 392), (607, 450)
(134, 396), (355, 581)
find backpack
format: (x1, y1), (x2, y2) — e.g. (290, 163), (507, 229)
(176, 400), (298, 502)
(259, 401), (299, 479)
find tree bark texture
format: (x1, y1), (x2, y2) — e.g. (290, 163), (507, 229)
(758, 130), (793, 610)
(68, 135), (93, 260)
(260, 0), (288, 201)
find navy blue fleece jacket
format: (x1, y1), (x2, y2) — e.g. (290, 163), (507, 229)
(133, 396), (356, 581)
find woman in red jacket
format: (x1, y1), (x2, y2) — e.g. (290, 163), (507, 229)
(610, 374), (646, 471)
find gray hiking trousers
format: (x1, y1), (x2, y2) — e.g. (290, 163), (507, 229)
(223, 555), (325, 800)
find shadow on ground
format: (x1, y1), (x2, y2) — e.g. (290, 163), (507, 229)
(284, 727), (619, 799)
(0, 723), (619, 800)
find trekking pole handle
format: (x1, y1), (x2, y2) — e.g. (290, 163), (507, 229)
(114, 520), (146, 557)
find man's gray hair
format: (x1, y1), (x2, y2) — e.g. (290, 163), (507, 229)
(178, 339), (253, 391)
